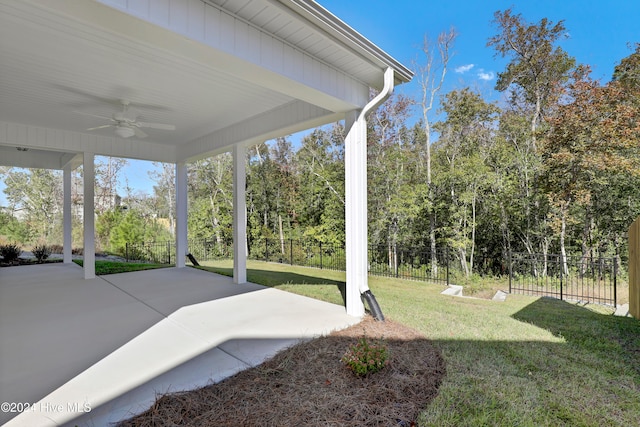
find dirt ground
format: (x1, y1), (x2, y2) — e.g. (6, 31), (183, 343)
(117, 316), (446, 426)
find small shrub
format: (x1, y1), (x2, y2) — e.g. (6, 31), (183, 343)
(48, 244), (64, 254)
(32, 244), (52, 262)
(341, 335), (389, 377)
(0, 242), (22, 262)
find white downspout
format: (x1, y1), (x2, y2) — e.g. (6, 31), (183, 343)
(344, 67), (395, 317)
(357, 67), (394, 295)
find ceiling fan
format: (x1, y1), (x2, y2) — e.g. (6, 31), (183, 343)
(75, 99), (175, 138)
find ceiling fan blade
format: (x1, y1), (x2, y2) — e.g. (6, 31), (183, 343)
(74, 111), (113, 121)
(137, 121), (176, 130)
(86, 125), (112, 131)
(134, 128), (148, 139)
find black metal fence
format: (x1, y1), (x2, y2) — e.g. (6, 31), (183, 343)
(125, 241), (175, 264)
(122, 238), (618, 306)
(509, 252), (617, 306)
(124, 238), (450, 284)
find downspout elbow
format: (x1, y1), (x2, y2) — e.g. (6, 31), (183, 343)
(360, 67), (395, 120)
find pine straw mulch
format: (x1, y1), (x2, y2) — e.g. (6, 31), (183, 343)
(117, 316), (446, 427)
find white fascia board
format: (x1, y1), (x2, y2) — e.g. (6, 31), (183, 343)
(179, 100), (343, 162)
(281, 0), (414, 86)
(0, 122), (177, 164)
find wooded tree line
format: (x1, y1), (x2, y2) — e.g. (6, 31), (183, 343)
(2, 9), (640, 277)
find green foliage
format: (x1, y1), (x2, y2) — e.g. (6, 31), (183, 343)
(73, 259), (170, 275)
(488, 7), (575, 126)
(341, 336), (389, 377)
(31, 243), (51, 262)
(0, 242), (22, 262)
(108, 210), (146, 255)
(0, 211), (31, 243)
(106, 209), (173, 257)
(2, 168), (63, 244)
(613, 43), (640, 95)
(96, 208), (123, 252)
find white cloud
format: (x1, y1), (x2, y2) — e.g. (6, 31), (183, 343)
(455, 64), (474, 74)
(477, 69), (495, 81)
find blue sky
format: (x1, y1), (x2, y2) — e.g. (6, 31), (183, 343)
(2, 1), (637, 204)
(321, 0), (638, 97)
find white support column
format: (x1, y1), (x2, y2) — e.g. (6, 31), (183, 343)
(175, 162), (188, 268)
(63, 166), (72, 264)
(344, 111), (367, 317)
(233, 144), (247, 284)
(83, 152), (95, 279)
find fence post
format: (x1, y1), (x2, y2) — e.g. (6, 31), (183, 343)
(394, 245), (398, 278)
(290, 239), (293, 265)
(265, 238), (268, 262)
(508, 250), (512, 294)
(126, 242), (129, 263)
(167, 241), (171, 264)
(614, 257), (618, 307)
(559, 255), (564, 301)
(446, 246), (450, 286)
(320, 242), (323, 270)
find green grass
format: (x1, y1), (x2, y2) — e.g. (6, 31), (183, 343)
(73, 259), (171, 275)
(198, 259), (640, 426)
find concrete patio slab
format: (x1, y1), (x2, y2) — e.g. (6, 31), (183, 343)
(0, 263), (359, 426)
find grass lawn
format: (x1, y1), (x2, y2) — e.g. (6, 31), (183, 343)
(197, 259), (640, 426)
(73, 259), (172, 275)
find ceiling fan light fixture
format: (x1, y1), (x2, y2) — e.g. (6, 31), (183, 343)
(115, 125), (135, 138)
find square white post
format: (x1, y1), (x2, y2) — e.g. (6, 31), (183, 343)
(63, 166), (72, 264)
(175, 162), (188, 268)
(344, 110), (366, 317)
(83, 152), (95, 279)
(233, 144), (247, 284)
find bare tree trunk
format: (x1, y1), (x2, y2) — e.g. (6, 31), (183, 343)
(469, 191), (477, 274)
(416, 28), (457, 278)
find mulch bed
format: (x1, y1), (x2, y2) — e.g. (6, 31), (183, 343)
(118, 316), (446, 426)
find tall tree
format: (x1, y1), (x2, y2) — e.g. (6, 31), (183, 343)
(367, 93), (418, 270)
(296, 127), (345, 245)
(414, 28), (457, 274)
(488, 8), (575, 146)
(148, 162), (176, 236)
(94, 156), (128, 215)
(187, 154), (233, 244)
(2, 168), (63, 243)
(433, 88), (499, 276)
(541, 65), (640, 272)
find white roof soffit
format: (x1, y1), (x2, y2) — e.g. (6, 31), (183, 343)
(0, 0), (413, 166)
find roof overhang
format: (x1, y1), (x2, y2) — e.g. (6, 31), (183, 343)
(0, 0), (412, 168)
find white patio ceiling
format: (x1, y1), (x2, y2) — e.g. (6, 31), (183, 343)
(0, 0), (412, 169)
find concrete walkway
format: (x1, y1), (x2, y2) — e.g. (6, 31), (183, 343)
(0, 263), (359, 426)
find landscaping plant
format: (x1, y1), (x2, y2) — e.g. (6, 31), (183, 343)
(0, 242), (22, 262)
(341, 335), (389, 377)
(31, 244), (51, 263)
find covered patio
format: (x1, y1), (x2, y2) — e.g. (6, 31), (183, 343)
(0, 0), (412, 425)
(0, 0), (412, 316)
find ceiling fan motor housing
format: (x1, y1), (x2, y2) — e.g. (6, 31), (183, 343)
(114, 125), (135, 138)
